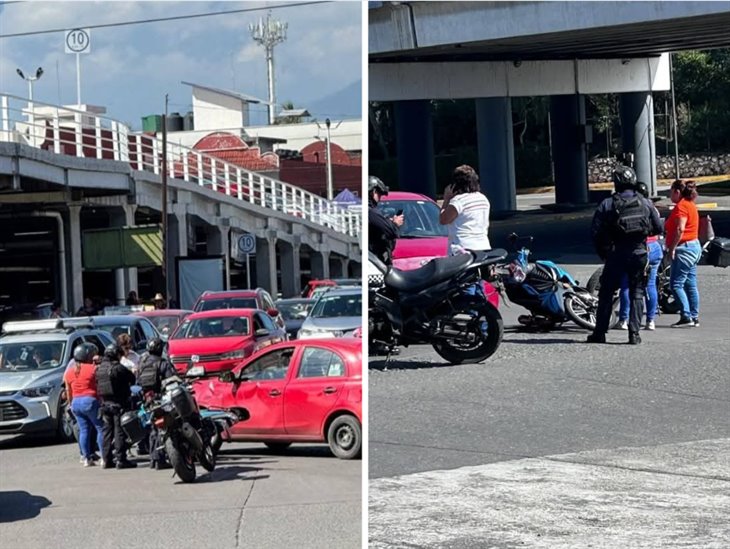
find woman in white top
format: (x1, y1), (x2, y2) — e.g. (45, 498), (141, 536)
(439, 164), (491, 255)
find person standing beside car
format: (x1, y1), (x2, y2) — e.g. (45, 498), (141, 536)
(368, 175), (403, 266)
(97, 343), (137, 469)
(63, 343), (105, 467)
(439, 165), (492, 256)
(665, 179), (702, 328)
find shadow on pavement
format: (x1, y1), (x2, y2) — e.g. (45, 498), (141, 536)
(505, 338), (580, 345)
(195, 466), (270, 484)
(219, 444), (334, 459)
(0, 435), (66, 451)
(369, 359), (452, 372)
(0, 491), (51, 523)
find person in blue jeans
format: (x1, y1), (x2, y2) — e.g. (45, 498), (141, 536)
(63, 343), (105, 467)
(615, 182), (663, 331)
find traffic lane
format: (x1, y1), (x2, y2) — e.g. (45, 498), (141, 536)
(0, 439), (361, 549)
(369, 265), (730, 479)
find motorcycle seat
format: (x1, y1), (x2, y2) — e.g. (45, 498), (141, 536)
(385, 253), (474, 293)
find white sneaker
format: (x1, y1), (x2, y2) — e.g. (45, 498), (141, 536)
(79, 455), (85, 464)
(645, 320), (655, 331)
(83, 458), (95, 467)
(617, 320), (628, 330)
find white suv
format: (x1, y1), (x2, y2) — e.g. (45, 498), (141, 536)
(0, 319), (113, 441)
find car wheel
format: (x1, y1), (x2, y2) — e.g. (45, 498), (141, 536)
(57, 401), (76, 443)
(264, 442), (292, 452)
(327, 415), (361, 460)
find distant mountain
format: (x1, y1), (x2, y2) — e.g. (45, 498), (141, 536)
(303, 80), (362, 121)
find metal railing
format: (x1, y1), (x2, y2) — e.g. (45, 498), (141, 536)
(0, 93), (361, 238)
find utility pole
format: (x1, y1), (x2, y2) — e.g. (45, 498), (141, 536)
(161, 94), (169, 301)
(325, 118), (334, 201)
(249, 11), (287, 125)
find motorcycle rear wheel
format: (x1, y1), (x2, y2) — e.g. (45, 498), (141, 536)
(199, 441), (216, 473)
(431, 304), (503, 365)
(564, 293), (598, 330)
(166, 438), (196, 483)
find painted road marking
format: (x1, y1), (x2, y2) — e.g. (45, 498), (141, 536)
(370, 438), (730, 548)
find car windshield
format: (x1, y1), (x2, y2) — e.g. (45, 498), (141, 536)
(310, 294), (362, 318)
(147, 315), (184, 338)
(277, 301), (314, 320)
(197, 298), (257, 311)
(172, 316), (250, 339)
(378, 199), (447, 238)
(0, 340), (65, 371)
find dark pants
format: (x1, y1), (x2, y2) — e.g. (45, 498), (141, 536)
(148, 425), (168, 466)
(595, 249), (648, 336)
(101, 402), (128, 464)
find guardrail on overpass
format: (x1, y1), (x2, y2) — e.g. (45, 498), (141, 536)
(0, 94), (360, 238)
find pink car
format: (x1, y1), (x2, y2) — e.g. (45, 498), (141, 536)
(378, 191), (499, 307)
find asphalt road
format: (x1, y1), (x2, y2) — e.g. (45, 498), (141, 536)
(369, 213), (730, 547)
(0, 437), (361, 549)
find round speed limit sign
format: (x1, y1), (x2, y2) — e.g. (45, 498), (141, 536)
(65, 28), (91, 54)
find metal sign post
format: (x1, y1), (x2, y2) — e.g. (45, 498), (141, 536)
(237, 234), (256, 289)
(64, 28), (91, 105)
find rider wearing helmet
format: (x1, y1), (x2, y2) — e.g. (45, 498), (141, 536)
(137, 337), (177, 470)
(588, 166), (662, 345)
(97, 342), (137, 469)
(368, 175), (403, 265)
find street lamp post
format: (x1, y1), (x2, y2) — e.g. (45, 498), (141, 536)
(325, 118), (334, 201)
(16, 67), (43, 146)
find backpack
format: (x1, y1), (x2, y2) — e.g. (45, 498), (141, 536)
(612, 193), (650, 237)
(137, 356), (160, 391)
(96, 360), (115, 398)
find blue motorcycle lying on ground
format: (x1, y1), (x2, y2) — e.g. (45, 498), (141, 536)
(494, 233), (606, 331)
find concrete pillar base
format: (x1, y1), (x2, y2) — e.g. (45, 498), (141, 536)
(394, 100), (436, 197)
(67, 205), (83, 313)
(550, 94), (589, 205)
(620, 91), (657, 196)
(476, 97), (517, 212)
(280, 240), (302, 298)
(256, 232), (278, 297)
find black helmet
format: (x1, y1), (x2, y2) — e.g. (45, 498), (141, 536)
(368, 176), (389, 196)
(635, 181), (649, 198)
(146, 337), (164, 357)
(612, 166), (637, 191)
(73, 342), (98, 363)
(103, 343), (123, 360)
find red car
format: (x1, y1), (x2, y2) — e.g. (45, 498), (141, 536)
(167, 309), (286, 373)
(378, 190), (499, 307)
(193, 338), (362, 459)
(132, 309), (192, 340)
(193, 289), (286, 331)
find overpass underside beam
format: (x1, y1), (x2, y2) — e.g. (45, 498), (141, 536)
(393, 100), (436, 197)
(620, 92), (657, 195)
(550, 94), (589, 205)
(476, 97), (516, 213)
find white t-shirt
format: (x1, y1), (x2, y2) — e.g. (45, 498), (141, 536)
(447, 191), (491, 255)
(121, 350), (140, 372)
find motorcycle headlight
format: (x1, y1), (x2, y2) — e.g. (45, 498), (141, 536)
(21, 382), (57, 398)
(222, 350), (247, 360)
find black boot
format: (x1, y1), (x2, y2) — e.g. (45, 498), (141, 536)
(116, 460), (138, 469)
(586, 332), (606, 344)
(628, 332), (641, 345)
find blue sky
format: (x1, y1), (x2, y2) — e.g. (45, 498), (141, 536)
(0, 1), (362, 129)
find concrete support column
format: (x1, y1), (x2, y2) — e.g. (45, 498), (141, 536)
(393, 100), (436, 197)
(111, 207), (128, 306)
(256, 231), (278, 297)
(167, 212), (188, 304)
(329, 255), (344, 278)
(67, 205), (84, 313)
(476, 97), (517, 212)
(310, 249), (330, 280)
(123, 205), (138, 298)
(279, 239), (302, 298)
(620, 91), (657, 196)
(550, 94), (589, 205)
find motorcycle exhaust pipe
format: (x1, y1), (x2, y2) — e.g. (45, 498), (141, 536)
(181, 421), (204, 451)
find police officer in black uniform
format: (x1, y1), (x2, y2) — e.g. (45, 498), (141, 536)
(97, 343), (137, 469)
(588, 166), (663, 345)
(368, 176), (403, 265)
(136, 337), (177, 469)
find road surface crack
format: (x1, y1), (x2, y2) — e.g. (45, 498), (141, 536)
(235, 479), (256, 549)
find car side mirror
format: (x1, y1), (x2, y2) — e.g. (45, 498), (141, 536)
(218, 370), (235, 383)
(255, 328), (269, 338)
(266, 308), (279, 318)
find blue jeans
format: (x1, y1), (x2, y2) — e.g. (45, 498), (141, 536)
(670, 239), (702, 320)
(619, 241), (663, 321)
(71, 396), (104, 460)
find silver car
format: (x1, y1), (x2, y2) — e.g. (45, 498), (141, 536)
(297, 288), (362, 339)
(0, 319), (113, 441)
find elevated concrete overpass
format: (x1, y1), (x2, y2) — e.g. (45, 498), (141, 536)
(369, 1), (730, 211)
(0, 95), (361, 313)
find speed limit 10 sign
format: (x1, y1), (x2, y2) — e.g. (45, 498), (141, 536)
(65, 28), (91, 54)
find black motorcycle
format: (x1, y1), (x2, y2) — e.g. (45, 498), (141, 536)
(121, 375), (244, 483)
(368, 249), (507, 364)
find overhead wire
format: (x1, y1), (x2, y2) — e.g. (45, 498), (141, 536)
(0, 1), (331, 38)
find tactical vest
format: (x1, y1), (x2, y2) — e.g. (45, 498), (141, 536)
(612, 194), (650, 238)
(137, 355), (160, 391)
(96, 360), (115, 398)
